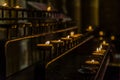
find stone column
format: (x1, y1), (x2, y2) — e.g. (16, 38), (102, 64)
(90, 0), (99, 26)
(74, 0), (81, 32)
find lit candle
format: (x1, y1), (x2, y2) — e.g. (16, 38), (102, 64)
(96, 48), (99, 53)
(67, 35), (70, 38)
(45, 41), (50, 44)
(70, 31), (74, 36)
(50, 40), (64, 56)
(103, 41), (106, 45)
(58, 39), (61, 41)
(85, 59), (99, 64)
(15, 5), (21, 8)
(37, 41), (53, 63)
(111, 35), (115, 40)
(2, 2), (8, 7)
(47, 6), (52, 11)
(93, 45), (105, 55)
(61, 36), (73, 50)
(99, 31), (104, 36)
(86, 25), (93, 31)
(91, 59), (95, 63)
(37, 41), (53, 47)
(50, 40), (64, 44)
(99, 45), (102, 50)
(88, 26), (92, 30)
(102, 40), (109, 46)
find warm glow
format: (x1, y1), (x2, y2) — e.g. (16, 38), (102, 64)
(103, 40), (106, 45)
(45, 41), (50, 44)
(67, 35), (70, 38)
(111, 35), (115, 40)
(102, 40), (109, 46)
(91, 59), (95, 63)
(96, 47), (102, 52)
(98, 47), (101, 51)
(88, 26), (92, 30)
(47, 6), (51, 11)
(99, 37), (103, 40)
(99, 31), (104, 36)
(70, 31), (74, 36)
(15, 5), (21, 8)
(100, 45), (102, 50)
(58, 40), (61, 41)
(2, 2), (8, 6)
(96, 48), (99, 52)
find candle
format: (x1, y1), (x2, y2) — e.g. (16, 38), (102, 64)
(91, 59), (95, 63)
(67, 35), (70, 38)
(86, 25), (93, 31)
(58, 39), (61, 42)
(51, 40), (64, 56)
(50, 40), (64, 45)
(70, 31), (74, 36)
(88, 26), (92, 30)
(102, 40), (109, 46)
(47, 6), (52, 11)
(96, 48), (99, 53)
(15, 5), (21, 8)
(61, 36), (73, 50)
(93, 45), (105, 55)
(85, 59), (99, 64)
(36, 41), (53, 62)
(45, 41), (50, 44)
(95, 47), (103, 53)
(2, 2), (8, 6)
(37, 41), (53, 47)
(100, 45), (102, 49)
(99, 31), (104, 36)
(103, 41), (106, 45)
(111, 35), (115, 40)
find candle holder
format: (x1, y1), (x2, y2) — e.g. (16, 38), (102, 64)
(85, 59), (99, 65)
(51, 40), (64, 57)
(102, 40), (109, 46)
(70, 34), (82, 46)
(92, 45), (106, 56)
(61, 35), (72, 51)
(9, 25), (18, 39)
(36, 42), (53, 64)
(86, 25), (93, 32)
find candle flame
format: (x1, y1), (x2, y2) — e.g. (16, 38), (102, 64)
(15, 5), (21, 8)
(111, 35), (115, 40)
(70, 31), (74, 36)
(91, 59), (95, 63)
(2, 2), (8, 6)
(98, 48), (101, 51)
(88, 26), (93, 31)
(47, 6), (51, 11)
(58, 40), (61, 41)
(100, 45), (102, 49)
(45, 41), (50, 44)
(103, 41), (106, 44)
(96, 48), (99, 52)
(99, 31), (104, 36)
(67, 35), (70, 38)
